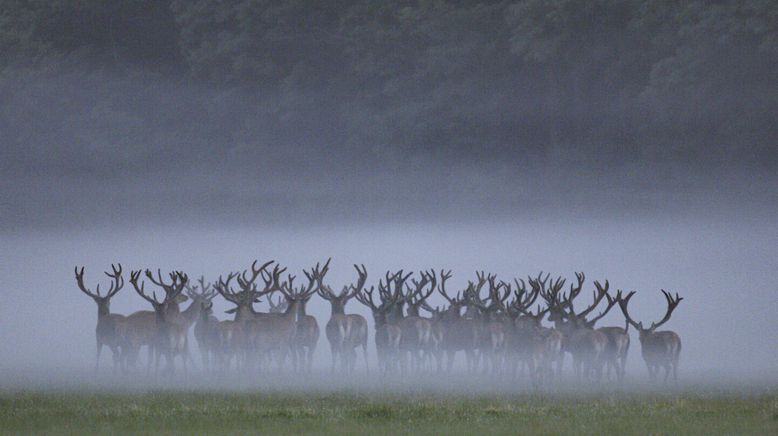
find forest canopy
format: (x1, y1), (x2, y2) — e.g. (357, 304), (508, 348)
(1, 0), (776, 177)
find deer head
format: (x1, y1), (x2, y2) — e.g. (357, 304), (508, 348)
(404, 270), (437, 317)
(318, 262), (366, 315)
(129, 269), (188, 321)
(74, 264), (124, 316)
(618, 289), (683, 341)
(355, 285), (395, 326)
(214, 260), (285, 320)
(278, 259), (330, 316)
(185, 276), (217, 304)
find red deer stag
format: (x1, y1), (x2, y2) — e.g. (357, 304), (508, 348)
(214, 260), (285, 372)
(469, 274), (512, 375)
(356, 285), (402, 374)
(129, 269), (189, 376)
(618, 290), (683, 383)
(188, 277), (219, 370)
(399, 270), (437, 372)
(404, 271), (441, 372)
(506, 276), (542, 379)
(318, 264), (368, 374)
(121, 270), (188, 373)
(276, 260), (329, 373)
(437, 271), (480, 373)
(74, 264), (126, 373)
(550, 274), (615, 382)
(584, 289), (631, 383)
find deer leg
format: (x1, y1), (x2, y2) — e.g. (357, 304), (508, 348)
(595, 358), (604, 383)
(184, 339), (195, 371)
(443, 350), (452, 373)
(306, 345), (314, 373)
(146, 345), (154, 376)
(673, 358), (678, 384)
(154, 347), (161, 378)
(201, 346), (209, 373)
(663, 363), (671, 384)
(95, 339), (103, 373)
(362, 342), (369, 374)
(110, 345), (120, 375)
(329, 343), (337, 373)
(181, 343), (188, 378)
(467, 349), (477, 373)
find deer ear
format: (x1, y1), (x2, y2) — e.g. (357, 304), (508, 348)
(225, 307), (237, 314)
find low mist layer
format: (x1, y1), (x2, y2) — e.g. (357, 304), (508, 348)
(2, 210), (776, 387)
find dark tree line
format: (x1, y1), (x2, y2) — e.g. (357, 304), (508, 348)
(2, 0), (776, 176)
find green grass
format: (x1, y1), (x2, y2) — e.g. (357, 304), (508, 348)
(1, 390), (776, 435)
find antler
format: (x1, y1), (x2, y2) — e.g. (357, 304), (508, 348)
(471, 271), (490, 302)
(488, 276), (510, 306)
(355, 285), (380, 311)
(130, 269), (187, 308)
(74, 264), (124, 299)
(213, 272), (241, 303)
(437, 269), (461, 305)
(407, 270), (437, 306)
(377, 270), (398, 302)
(617, 290), (642, 330)
(144, 269), (188, 299)
(257, 264), (286, 300)
(278, 274), (297, 299)
(420, 300), (442, 316)
(294, 258), (329, 299)
(344, 263), (368, 299)
(185, 275), (214, 299)
(574, 279), (611, 319)
(584, 289), (618, 327)
(376, 269), (410, 303)
(466, 273), (499, 311)
(565, 272), (585, 304)
(511, 278), (539, 313)
(267, 293), (286, 311)
(651, 289), (683, 330)
(533, 272), (552, 301)
(534, 272), (562, 305)
(223, 260), (280, 305)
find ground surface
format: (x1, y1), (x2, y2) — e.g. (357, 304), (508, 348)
(1, 389), (776, 435)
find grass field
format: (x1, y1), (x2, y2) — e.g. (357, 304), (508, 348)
(1, 389), (776, 435)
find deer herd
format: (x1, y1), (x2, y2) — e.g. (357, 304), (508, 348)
(75, 260), (683, 385)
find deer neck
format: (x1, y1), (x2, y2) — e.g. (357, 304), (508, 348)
(181, 298), (202, 323)
(96, 300), (111, 318)
(330, 303), (345, 316)
(392, 304), (404, 320)
(234, 304), (255, 322)
(165, 301), (181, 317)
(198, 305), (213, 323)
(283, 300), (299, 318)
